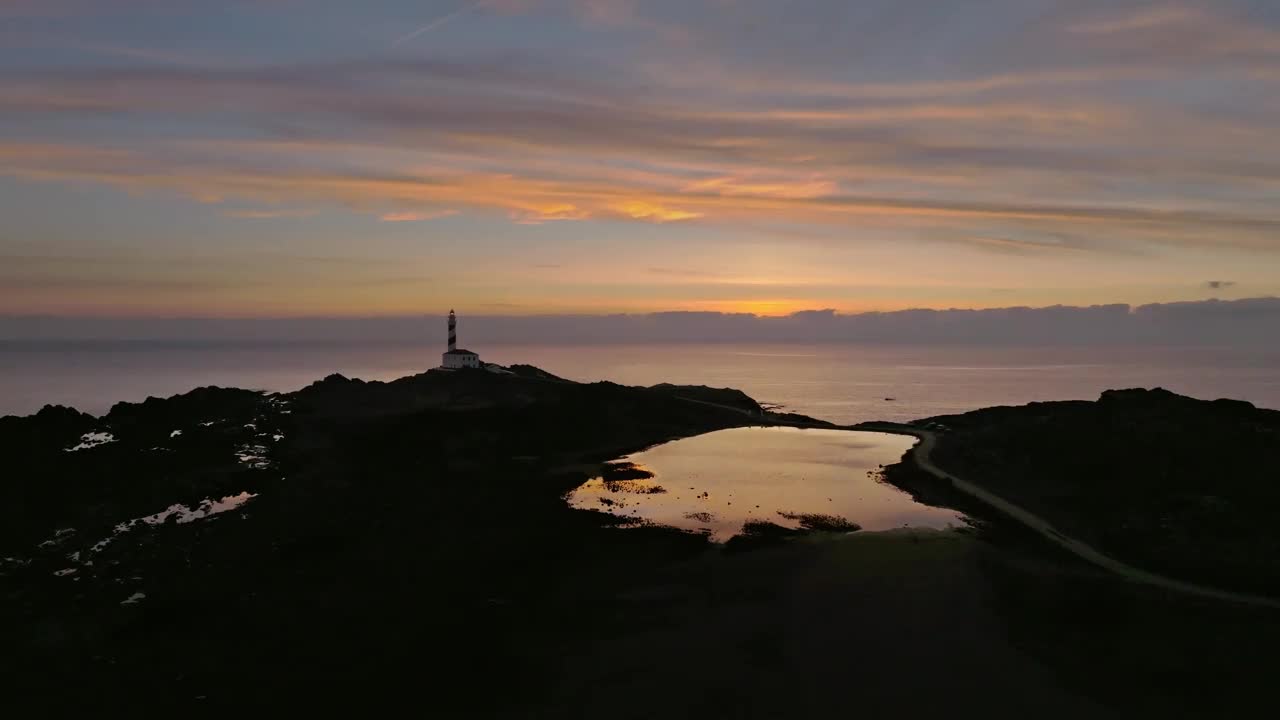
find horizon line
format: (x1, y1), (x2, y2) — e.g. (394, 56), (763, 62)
(2, 295), (1276, 323)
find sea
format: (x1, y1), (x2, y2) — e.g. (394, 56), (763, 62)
(2, 341), (1278, 422)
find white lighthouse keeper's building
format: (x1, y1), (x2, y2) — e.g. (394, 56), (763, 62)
(441, 309), (481, 369)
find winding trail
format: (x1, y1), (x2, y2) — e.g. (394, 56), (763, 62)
(857, 424), (1280, 609)
(670, 394), (1280, 609)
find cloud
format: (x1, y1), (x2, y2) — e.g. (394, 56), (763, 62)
(609, 200), (700, 222)
(954, 232), (1096, 255)
(378, 209), (459, 222)
(1048, 2), (1280, 69)
(509, 203), (591, 224)
(225, 208), (316, 219)
(681, 173), (837, 199)
(1, 3), (1280, 259)
(1067, 5), (1204, 35)
(393, 1), (487, 46)
(1205, 280), (1237, 290)
(3, 137), (1279, 254)
(646, 267), (725, 278)
(7, 298), (1279, 348)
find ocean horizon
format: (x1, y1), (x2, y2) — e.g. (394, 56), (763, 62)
(4, 340), (1277, 422)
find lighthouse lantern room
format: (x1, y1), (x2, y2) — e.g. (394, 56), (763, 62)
(441, 310), (481, 369)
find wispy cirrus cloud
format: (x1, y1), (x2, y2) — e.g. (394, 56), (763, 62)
(4, 134), (1280, 250)
(393, 1), (488, 46)
(1067, 5), (1205, 35)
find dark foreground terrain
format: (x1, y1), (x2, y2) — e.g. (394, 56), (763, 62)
(3, 372), (1279, 716)
(916, 388), (1280, 595)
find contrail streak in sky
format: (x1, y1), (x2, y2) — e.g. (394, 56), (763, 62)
(393, 1), (485, 46)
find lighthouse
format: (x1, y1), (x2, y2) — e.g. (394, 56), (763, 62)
(440, 309), (481, 369)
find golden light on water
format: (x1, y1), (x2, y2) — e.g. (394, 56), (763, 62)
(568, 427), (964, 541)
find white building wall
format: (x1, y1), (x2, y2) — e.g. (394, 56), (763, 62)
(442, 352), (480, 369)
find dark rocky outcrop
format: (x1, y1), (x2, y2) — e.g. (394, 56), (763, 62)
(648, 383), (763, 415)
(0, 365), (756, 713)
(0, 386), (277, 554)
(506, 364), (569, 382)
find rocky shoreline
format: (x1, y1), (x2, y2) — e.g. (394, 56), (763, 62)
(0, 367), (805, 711)
(4, 371), (1279, 715)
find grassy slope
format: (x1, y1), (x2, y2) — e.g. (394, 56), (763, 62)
(919, 388), (1280, 594)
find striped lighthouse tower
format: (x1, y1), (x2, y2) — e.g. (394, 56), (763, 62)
(441, 309), (480, 368)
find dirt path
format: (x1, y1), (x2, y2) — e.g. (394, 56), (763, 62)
(886, 427), (1280, 609)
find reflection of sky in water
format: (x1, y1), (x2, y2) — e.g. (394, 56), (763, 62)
(568, 427), (964, 541)
(5, 343), (1277, 421)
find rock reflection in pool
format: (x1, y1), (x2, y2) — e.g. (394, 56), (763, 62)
(567, 427), (963, 541)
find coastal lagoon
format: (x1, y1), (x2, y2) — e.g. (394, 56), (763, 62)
(567, 427), (964, 541)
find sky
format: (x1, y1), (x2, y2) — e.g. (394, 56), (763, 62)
(2, 0), (1280, 318)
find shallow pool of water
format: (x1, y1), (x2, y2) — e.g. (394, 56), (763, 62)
(567, 427), (964, 541)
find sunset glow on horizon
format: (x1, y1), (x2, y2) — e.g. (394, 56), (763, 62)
(3, 0), (1280, 317)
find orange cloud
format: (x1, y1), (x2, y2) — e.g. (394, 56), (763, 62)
(682, 174), (836, 199)
(3, 140), (1279, 253)
(610, 200), (700, 222)
(379, 209), (459, 222)
(509, 203), (592, 224)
